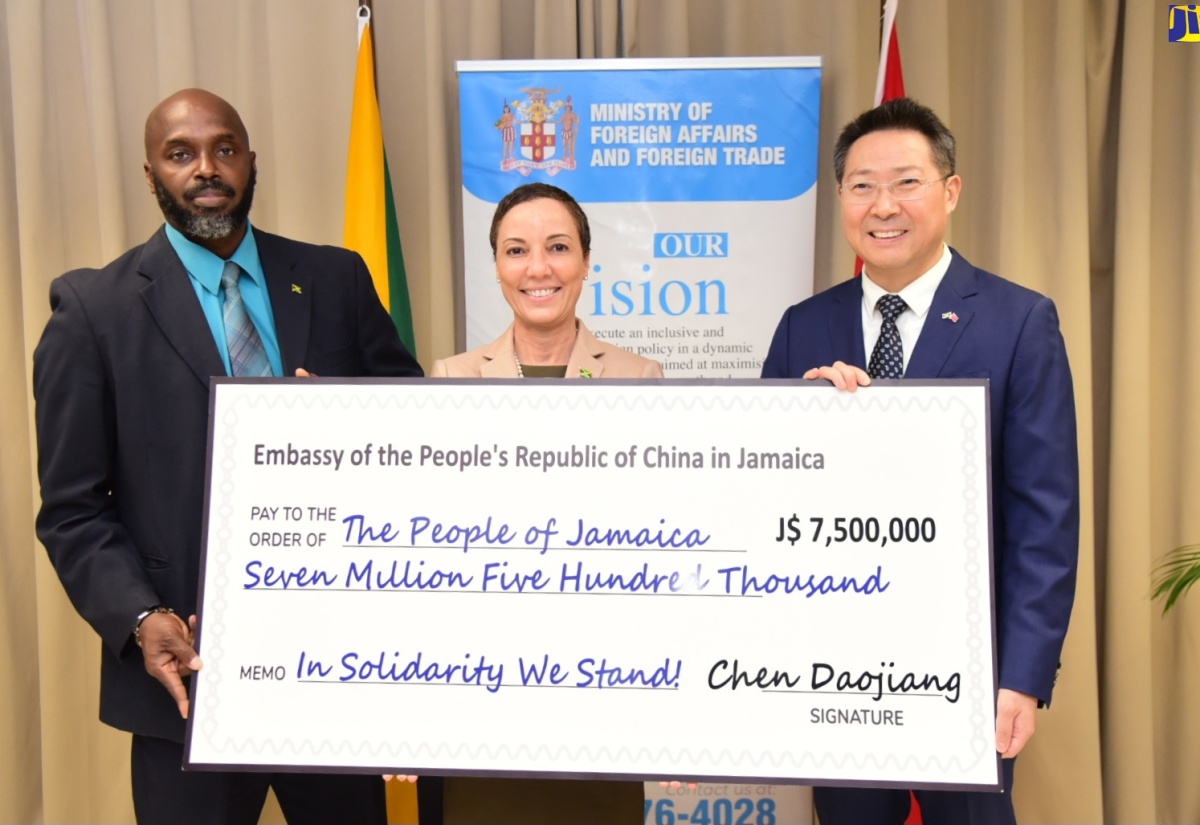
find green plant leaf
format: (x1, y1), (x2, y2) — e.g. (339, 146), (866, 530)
(1152, 544), (1200, 613)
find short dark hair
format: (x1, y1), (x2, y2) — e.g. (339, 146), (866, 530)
(488, 183), (591, 258)
(833, 98), (956, 183)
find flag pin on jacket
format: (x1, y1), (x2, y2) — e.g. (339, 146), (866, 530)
(291, 284), (302, 294)
(941, 311), (959, 323)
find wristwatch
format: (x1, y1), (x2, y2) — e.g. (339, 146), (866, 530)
(133, 606), (175, 648)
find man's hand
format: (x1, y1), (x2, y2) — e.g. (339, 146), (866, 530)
(802, 361), (871, 391)
(995, 688), (1038, 758)
(383, 775), (418, 782)
(295, 368), (316, 378)
(177, 614), (199, 676)
(139, 611), (202, 719)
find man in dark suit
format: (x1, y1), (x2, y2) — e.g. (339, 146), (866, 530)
(762, 98), (1079, 825)
(33, 88), (423, 825)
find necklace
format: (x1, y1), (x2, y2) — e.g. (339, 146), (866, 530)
(513, 353), (524, 378)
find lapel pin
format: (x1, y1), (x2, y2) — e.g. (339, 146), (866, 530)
(579, 367), (593, 379)
(291, 284), (302, 294)
(941, 311), (959, 323)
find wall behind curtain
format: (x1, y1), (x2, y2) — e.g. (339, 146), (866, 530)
(1, 1), (1196, 823)
(1103, 4), (1200, 823)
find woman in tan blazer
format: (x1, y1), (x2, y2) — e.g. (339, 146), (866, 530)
(427, 182), (654, 824)
(431, 182), (662, 381)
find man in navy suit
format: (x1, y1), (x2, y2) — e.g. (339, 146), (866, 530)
(762, 98), (1079, 825)
(33, 89), (423, 825)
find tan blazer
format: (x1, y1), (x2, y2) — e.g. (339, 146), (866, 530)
(430, 319), (663, 378)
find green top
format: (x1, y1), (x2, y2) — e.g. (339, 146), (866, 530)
(520, 365), (568, 378)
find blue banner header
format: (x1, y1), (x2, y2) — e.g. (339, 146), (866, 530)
(459, 64), (822, 203)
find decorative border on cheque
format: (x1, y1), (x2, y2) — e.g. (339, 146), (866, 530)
(197, 383), (990, 779)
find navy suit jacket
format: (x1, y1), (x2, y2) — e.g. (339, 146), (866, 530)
(33, 226), (423, 741)
(762, 250), (1079, 703)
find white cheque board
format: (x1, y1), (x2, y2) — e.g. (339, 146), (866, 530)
(186, 379), (1000, 791)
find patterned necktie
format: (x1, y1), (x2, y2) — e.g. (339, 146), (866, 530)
(220, 261), (271, 377)
(868, 293), (909, 379)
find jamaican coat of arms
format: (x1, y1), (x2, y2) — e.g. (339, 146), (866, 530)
(495, 87), (579, 175)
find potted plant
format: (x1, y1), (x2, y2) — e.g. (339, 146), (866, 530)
(1153, 543), (1200, 612)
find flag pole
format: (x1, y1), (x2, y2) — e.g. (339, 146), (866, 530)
(360, 1), (377, 84)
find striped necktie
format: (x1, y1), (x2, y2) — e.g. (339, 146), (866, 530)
(220, 261), (271, 377)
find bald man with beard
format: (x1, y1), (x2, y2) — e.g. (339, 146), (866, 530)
(32, 89), (422, 825)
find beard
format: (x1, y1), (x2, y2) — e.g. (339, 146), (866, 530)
(153, 167), (256, 241)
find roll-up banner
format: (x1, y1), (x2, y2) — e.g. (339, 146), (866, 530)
(457, 57), (822, 378)
(457, 56), (821, 823)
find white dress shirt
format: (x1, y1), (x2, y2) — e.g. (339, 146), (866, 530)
(860, 244), (953, 373)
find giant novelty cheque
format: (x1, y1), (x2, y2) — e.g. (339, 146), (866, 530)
(185, 378), (1001, 795)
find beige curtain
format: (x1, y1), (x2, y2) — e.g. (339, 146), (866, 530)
(1, 1), (1194, 822)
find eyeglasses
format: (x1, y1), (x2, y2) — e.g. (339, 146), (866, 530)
(839, 176), (950, 204)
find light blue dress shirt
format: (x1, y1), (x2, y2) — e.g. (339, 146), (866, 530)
(164, 221), (284, 377)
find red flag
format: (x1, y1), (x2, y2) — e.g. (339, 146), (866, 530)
(855, 0), (906, 277)
(877, 11), (924, 817)
(874, 0), (906, 106)
(863, 9), (922, 824)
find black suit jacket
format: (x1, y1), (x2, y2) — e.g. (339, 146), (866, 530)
(33, 226), (423, 741)
(763, 250), (1080, 704)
